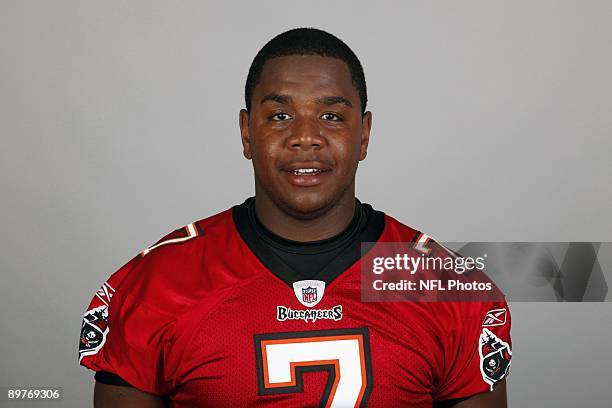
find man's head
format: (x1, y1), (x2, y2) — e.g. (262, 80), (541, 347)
(244, 28), (368, 115)
(239, 28), (372, 220)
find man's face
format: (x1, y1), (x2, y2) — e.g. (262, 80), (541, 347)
(240, 55), (372, 218)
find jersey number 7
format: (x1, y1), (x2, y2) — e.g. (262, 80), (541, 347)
(254, 328), (373, 408)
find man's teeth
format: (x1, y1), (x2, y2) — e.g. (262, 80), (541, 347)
(292, 168), (323, 175)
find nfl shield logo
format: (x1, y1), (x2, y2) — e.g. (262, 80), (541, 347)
(293, 280), (326, 307)
(302, 287), (317, 304)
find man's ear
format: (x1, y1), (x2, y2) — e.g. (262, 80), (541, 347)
(239, 109), (252, 160)
(359, 111), (372, 161)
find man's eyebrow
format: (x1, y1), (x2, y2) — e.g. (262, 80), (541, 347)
(259, 93), (354, 108)
(317, 96), (353, 108)
(260, 93), (291, 105)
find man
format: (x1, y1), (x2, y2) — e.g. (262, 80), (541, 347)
(79, 28), (512, 407)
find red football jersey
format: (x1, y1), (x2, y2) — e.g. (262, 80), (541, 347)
(79, 205), (512, 407)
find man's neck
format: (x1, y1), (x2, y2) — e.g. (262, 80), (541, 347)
(254, 191), (357, 242)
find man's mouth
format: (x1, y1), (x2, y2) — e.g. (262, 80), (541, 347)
(290, 168), (325, 176)
(282, 162), (332, 186)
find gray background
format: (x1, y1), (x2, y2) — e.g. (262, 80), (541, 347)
(1, 1), (611, 406)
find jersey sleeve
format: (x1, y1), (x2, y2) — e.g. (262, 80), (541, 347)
(78, 254), (178, 396)
(434, 301), (513, 402)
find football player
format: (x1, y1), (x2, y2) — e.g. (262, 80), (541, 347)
(79, 28), (512, 407)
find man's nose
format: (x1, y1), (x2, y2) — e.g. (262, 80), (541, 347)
(287, 118), (326, 150)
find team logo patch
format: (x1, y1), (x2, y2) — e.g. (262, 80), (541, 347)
(483, 308), (507, 327)
(479, 328), (512, 390)
(293, 280), (325, 308)
(79, 305), (109, 361)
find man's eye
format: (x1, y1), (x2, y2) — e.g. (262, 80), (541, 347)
(321, 112), (341, 121)
(270, 112), (291, 121)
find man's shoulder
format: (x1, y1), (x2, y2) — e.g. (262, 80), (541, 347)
(141, 205), (234, 256)
(78, 205), (245, 364)
(100, 205), (242, 316)
(136, 204), (234, 263)
(374, 210), (509, 320)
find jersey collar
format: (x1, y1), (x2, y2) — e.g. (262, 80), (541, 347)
(232, 197), (386, 287)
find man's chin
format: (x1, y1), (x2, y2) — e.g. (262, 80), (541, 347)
(276, 192), (337, 220)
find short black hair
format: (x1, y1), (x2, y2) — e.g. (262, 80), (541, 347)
(245, 28), (367, 114)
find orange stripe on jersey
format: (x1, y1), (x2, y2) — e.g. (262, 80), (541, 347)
(141, 223), (200, 256)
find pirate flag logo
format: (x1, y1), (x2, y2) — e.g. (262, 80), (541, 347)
(479, 328), (512, 390)
(79, 305), (109, 360)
